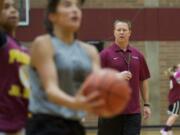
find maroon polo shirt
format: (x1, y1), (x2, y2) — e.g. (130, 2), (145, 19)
(100, 43), (150, 114)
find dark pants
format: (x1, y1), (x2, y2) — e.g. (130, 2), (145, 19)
(98, 113), (141, 135)
(26, 113), (85, 135)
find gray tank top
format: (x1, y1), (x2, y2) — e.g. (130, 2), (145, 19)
(29, 36), (92, 120)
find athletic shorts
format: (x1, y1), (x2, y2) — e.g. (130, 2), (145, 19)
(98, 113), (141, 135)
(26, 113), (85, 135)
(168, 100), (180, 116)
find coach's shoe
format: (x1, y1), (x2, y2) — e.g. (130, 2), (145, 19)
(160, 129), (168, 135)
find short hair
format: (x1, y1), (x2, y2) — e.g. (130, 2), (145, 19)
(113, 19), (132, 30)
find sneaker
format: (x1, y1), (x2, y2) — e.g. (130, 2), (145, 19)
(160, 129), (168, 135)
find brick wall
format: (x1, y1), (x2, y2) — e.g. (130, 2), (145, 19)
(160, 0), (180, 7)
(83, 0), (144, 8)
(30, 0), (47, 8)
(29, 0), (180, 8)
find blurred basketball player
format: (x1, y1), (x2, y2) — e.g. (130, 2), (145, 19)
(0, 0), (30, 135)
(26, 0), (106, 135)
(161, 64), (180, 135)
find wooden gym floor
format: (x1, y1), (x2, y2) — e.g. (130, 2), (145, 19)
(87, 128), (180, 135)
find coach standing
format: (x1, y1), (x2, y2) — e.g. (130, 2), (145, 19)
(98, 20), (151, 135)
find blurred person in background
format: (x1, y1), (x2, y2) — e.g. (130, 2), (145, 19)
(161, 64), (180, 135)
(98, 20), (151, 135)
(0, 0), (30, 135)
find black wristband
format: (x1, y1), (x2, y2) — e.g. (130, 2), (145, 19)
(144, 103), (150, 107)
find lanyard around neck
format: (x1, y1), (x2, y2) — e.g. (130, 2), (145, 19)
(119, 51), (131, 71)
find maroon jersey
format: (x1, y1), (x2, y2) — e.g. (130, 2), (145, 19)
(0, 35), (30, 132)
(168, 71), (180, 105)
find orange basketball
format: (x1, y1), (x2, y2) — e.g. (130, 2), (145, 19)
(82, 68), (131, 117)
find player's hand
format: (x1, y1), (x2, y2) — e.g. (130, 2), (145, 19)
(143, 106), (151, 120)
(74, 89), (113, 117)
(74, 90), (105, 114)
(117, 71), (132, 81)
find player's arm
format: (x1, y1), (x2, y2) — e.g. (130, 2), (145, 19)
(139, 52), (151, 119)
(176, 79), (180, 84)
(31, 35), (103, 111)
(140, 80), (150, 105)
(139, 52), (150, 105)
(140, 79), (151, 120)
